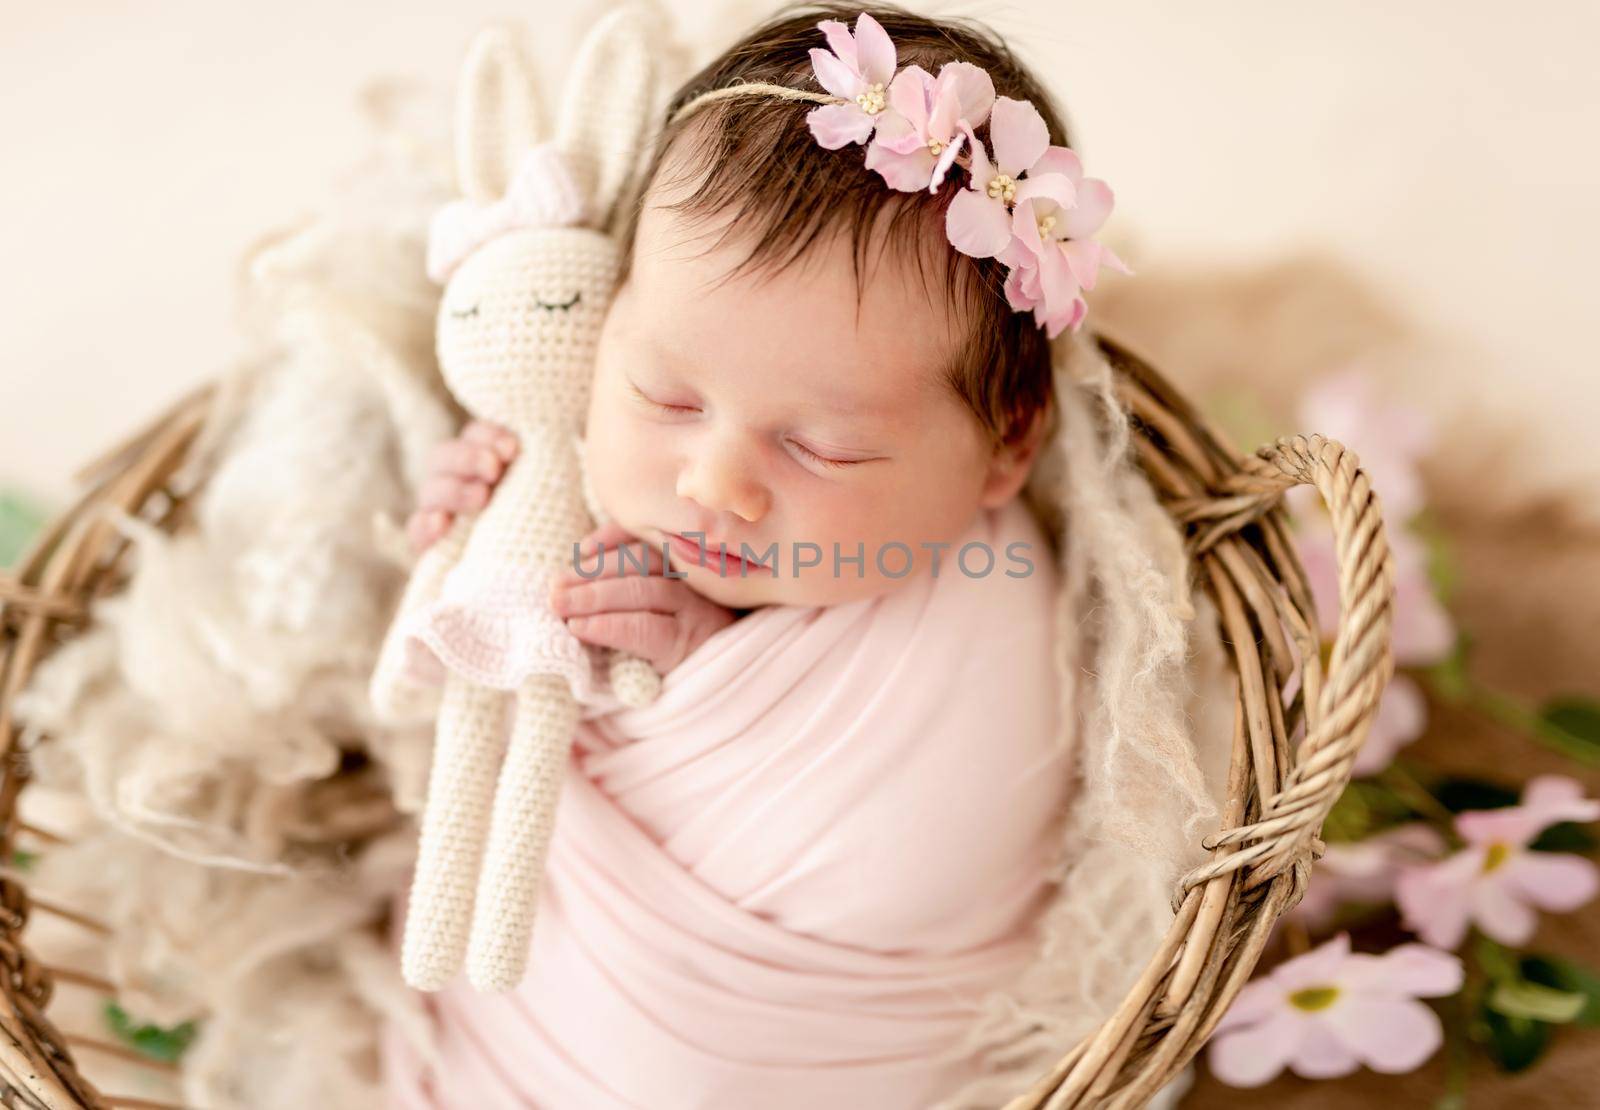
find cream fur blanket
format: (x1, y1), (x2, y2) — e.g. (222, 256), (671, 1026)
(11, 62), (1233, 1110)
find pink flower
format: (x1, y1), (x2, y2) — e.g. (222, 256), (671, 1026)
(805, 14), (898, 149)
(945, 97), (1069, 256)
(1290, 823), (1447, 929)
(1296, 368), (1435, 523)
(864, 61), (995, 191)
(1396, 775), (1600, 949)
(980, 144), (1130, 339)
(1207, 933), (1463, 1087)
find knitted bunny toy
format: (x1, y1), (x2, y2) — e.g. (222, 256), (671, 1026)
(368, 7), (666, 992)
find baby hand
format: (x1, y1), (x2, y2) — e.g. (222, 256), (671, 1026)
(407, 418), (520, 554)
(551, 522), (738, 674)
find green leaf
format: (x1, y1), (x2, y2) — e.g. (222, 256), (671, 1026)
(103, 1001), (198, 1064)
(1478, 1004), (1550, 1072)
(1487, 980), (1588, 1024)
(0, 487), (51, 571)
(1538, 698), (1600, 762)
(10, 849), (38, 872)
(1433, 777), (1520, 814)
(1474, 935), (1521, 984)
(1522, 955), (1600, 1027)
(1529, 821), (1598, 854)
(1323, 779), (1421, 842)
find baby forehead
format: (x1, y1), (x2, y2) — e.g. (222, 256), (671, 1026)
(631, 198), (967, 373)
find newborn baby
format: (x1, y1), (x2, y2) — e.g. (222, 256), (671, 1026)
(385, 5), (1098, 1107)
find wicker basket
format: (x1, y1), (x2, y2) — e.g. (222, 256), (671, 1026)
(0, 332), (1395, 1108)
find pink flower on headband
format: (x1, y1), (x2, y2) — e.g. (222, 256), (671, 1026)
(426, 142), (588, 283)
(999, 153), (1130, 337)
(946, 98), (1071, 256)
(804, 14), (1130, 337)
(865, 62), (995, 193)
(806, 13), (897, 149)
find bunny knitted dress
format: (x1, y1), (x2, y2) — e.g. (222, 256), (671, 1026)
(381, 496), (1073, 1108)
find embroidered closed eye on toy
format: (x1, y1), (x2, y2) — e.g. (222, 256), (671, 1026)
(367, 7), (668, 992)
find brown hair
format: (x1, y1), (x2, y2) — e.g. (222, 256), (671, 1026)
(615, 1), (1074, 455)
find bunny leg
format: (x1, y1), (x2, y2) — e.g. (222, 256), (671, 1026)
(400, 673), (508, 990)
(606, 650), (662, 708)
(464, 672), (578, 991)
(370, 516), (472, 724)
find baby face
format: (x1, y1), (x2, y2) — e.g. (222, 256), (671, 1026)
(582, 180), (1028, 611)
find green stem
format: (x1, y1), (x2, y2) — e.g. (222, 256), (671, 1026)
(1380, 762), (1458, 827)
(1424, 663), (1600, 766)
(1438, 978), (1476, 1110)
(1466, 683), (1600, 766)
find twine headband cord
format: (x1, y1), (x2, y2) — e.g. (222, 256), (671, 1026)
(667, 81), (984, 177)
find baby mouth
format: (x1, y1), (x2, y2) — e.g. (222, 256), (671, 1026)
(667, 532), (770, 577)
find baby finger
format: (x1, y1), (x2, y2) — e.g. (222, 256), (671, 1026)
(461, 419), (519, 462)
(552, 572), (683, 618)
(566, 611), (677, 668)
(419, 475), (489, 515)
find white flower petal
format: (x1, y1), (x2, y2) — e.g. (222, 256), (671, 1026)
(1345, 944), (1464, 997)
(1504, 851), (1600, 913)
(806, 103), (876, 150)
(1288, 1018), (1362, 1079)
(946, 188), (1013, 258)
(1208, 1011), (1306, 1087)
(809, 47), (861, 100)
(1323, 996), (1444, 1073)
(852, 12), (897, 85)
(990, 96), (1049, 177)
(1470, 873), (1539, 945)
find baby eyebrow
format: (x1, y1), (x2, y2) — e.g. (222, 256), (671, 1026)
(649, 336), (903, 421)
(803, 389), (899, 417)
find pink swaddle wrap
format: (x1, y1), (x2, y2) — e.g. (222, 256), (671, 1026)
(382, 498), (1072, 1108)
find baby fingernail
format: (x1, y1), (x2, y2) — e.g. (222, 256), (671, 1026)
(496, 435), (518, 459)
(477, 453), (500, 479)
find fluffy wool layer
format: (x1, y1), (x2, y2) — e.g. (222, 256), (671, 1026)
(12, 75), (463, 1108)
(928, 333), (1236, 1110)
(11, 72), (1233, 1109)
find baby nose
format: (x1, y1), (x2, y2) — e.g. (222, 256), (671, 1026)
(675, 449), (770, 524)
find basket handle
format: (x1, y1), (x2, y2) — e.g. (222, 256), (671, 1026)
(1179, 432), (1397, 899)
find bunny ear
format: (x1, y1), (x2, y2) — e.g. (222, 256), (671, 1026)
(454, 23), (546, 203)
(554, 2), (668, 233)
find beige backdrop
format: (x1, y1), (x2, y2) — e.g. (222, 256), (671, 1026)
(4, 0), (1598, 513)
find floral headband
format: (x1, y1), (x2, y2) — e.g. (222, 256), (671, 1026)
(668, 11), (1130, 338)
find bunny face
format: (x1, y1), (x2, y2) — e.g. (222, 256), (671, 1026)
(435, 226), (621, 433)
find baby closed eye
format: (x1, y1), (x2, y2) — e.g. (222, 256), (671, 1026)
(626, 384), (867, 471)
